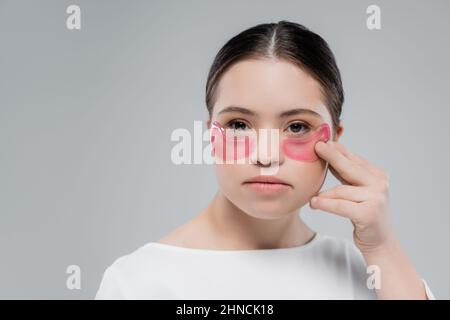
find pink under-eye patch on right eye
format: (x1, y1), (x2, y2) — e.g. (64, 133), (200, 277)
(210, 121), (257, 162)
(281, 123), (331, 162)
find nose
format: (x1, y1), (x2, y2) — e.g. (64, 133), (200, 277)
(251, 128), (284, 167)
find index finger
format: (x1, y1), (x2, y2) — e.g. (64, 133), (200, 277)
(333, 142), (389, 180)
(315, 141), (377, 186)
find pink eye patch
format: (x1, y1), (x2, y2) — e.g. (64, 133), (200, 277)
(281, 123), (331, 162)
(210, 121), (330, 163)
(210, 121), (257, 162)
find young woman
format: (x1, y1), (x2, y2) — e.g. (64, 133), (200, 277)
(96, 21), (435, 300)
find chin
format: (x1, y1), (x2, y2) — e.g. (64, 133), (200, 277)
(242, 201), (294, 220)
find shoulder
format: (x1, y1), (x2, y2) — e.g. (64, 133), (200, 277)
(108, 243), (161, 271)
(95, 242), (164, 299)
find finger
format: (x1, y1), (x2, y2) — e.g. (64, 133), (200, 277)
(317, 143), (351, 185)
(310, 197), (359, 220)
(332, 142), (356, 160)
(328, 155), (389, 193)
(333, 142), (388, 180)
(315, 141), (377, 186)
(317, 185), (372, 202)
(329, 165), (350, 185)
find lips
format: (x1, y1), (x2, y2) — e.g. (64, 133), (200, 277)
(243, 175), (291, 185)
(242, 175), (291, 194)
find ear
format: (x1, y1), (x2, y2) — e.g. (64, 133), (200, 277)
(334, 123), (344, 142)
(206, 118), (211, 130)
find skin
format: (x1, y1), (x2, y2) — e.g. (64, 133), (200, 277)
(159, 58), (428, 299)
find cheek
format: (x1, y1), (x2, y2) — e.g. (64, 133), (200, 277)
(211, 128), (257, 162)
(287, 160), (328, 200)
(285, 161), (326, 211)
(213, 162), (245, 192)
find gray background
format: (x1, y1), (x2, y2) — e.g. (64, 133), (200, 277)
(0, 0), (449, 299)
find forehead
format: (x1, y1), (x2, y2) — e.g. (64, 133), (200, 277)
(213, 58), (331, 123)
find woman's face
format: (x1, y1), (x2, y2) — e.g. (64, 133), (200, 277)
(208, 58), (342, 220)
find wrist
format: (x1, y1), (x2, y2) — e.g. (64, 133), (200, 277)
(358, 234), (400, 259)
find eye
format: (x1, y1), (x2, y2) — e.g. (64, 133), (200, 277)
(286, 122), (311, 135)
(227, 119), (250, 131)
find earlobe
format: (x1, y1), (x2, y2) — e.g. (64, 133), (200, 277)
(335, 124), (344, 142)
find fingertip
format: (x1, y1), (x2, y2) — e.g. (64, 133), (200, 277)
(315, 141), (326, 151)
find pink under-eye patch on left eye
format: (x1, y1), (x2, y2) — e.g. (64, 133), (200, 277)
(281, 123), (331, 162)
(210, 121), (257, 162)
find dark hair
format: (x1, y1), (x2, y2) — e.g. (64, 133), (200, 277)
(205, 20), (344, 134)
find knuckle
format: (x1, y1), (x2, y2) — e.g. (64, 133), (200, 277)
(376, 176), (390, 191)
(373, 193), (387, 209)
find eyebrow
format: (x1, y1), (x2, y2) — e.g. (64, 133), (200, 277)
(218, 106), (257, 117)
(217, 105), (323, 119)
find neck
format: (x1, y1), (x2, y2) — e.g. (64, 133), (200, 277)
(203, 191), (316, 250)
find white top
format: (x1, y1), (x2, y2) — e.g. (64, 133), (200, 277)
(95, 233), (435, 300)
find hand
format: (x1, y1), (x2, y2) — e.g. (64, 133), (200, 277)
(309, 140), (395, 254)
(309, 140), (430, 299)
